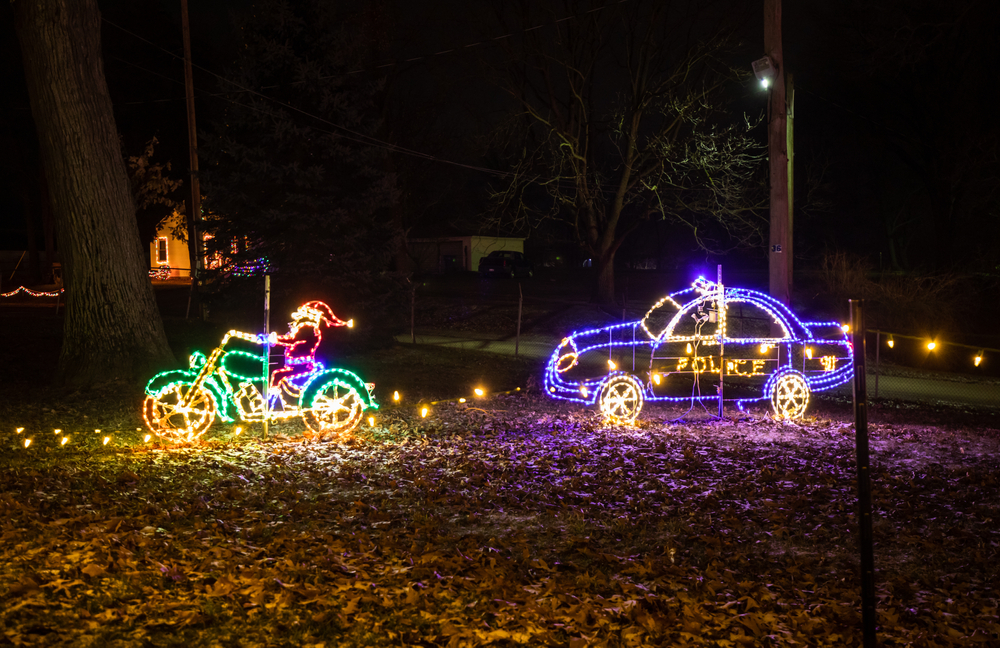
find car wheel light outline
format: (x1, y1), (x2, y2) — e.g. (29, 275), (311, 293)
(598, 374), (645, 424)
(769, 371), (810, 420)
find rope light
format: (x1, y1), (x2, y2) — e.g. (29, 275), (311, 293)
(544, 276), (854, 422)
(877, 330), (994, 367)
(142, 301), (377, 443)
(1, 286), (64, 298)
(148, 265), (171, 280)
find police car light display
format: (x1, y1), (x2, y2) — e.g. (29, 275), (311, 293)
(543, 277), (853, 423)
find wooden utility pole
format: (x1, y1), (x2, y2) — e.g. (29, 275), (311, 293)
(765, 0), (791, 306)
(181, 0), (202, 314)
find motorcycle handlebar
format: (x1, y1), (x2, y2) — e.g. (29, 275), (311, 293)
(224, 330), (278, 346)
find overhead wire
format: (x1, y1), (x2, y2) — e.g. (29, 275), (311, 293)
(101, 16), (519, 179)
(99, 2), (636, 181)
(99, 1), (725, 194)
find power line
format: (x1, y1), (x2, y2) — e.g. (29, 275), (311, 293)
(326, 0), (632, 81)
(100, 4), (724, 195)
(101, 16), (515, 178)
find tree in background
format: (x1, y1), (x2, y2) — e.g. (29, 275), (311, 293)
(13, 0), (174, 387)
(797, 0), (1000, 273)
(128, 137), (185, 255)
(856, 0), (1000, 273)
(484, 0), (765, 304)
(201, 0), (401, 325)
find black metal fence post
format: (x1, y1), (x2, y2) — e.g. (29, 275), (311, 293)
(874, 330), (880, 399)
(850, 300), (877, 647)
(515, 282), (522, 357)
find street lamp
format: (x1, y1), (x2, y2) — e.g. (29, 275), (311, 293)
(753, 56), (776, 89)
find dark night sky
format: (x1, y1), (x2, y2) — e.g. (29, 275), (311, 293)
(2, 0), (998, 275)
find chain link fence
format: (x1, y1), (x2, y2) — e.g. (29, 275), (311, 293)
(861, 330), (1000, 410)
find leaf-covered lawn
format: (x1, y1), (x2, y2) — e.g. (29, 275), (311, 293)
(2, 395), (998, 647)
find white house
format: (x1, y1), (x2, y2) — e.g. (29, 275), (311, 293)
(407, 235), (525, 273)
(149, 211), (191, 278)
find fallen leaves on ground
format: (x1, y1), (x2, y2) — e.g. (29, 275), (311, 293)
(1, 395), (998, 646)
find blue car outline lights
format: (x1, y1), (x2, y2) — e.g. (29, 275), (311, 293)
(543, 277), (854, 422)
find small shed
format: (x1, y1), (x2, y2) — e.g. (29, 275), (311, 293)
(407, 235), (525, 273)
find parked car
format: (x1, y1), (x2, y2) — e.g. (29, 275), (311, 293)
(478, 251), (533, 278)
(543, 276), (854, 422)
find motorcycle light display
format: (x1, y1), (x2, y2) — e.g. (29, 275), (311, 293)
(544, 277), (854, 423)
(142, 301), (377, 443)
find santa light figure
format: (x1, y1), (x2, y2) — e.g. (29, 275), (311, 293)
(270, 301), (352, 405)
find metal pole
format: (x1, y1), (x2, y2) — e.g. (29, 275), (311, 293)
(9, 250), (26, 281)
(263, 274), (270, 439)
(718, 264), (724, 418)
(515, 282), (522, 357)
(622, 276), (627, 321)
(874, 330), (880, 400)
(850, 300), (877, 648)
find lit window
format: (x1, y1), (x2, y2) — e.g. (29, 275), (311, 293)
(203, 234), (222, 270)
(156, 237), (168, 264)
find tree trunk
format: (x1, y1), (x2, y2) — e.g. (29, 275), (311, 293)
(40, 169), (56, 281)
(593, 250), (617, 305)
(22, 187), (41, 284)
(14, 0), (174, 387)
